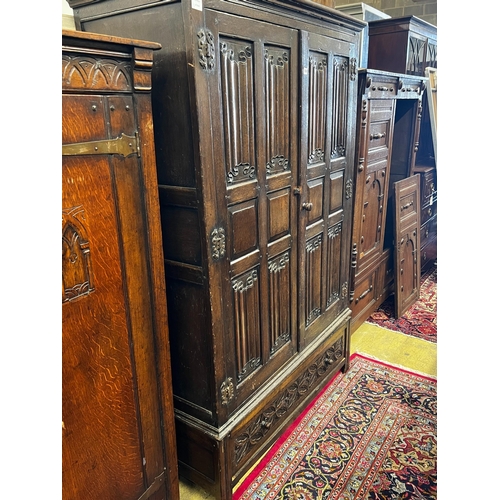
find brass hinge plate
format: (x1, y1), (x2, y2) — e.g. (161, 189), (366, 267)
(62, 132), (140, 158)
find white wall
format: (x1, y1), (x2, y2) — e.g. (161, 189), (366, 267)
(62, 0), (76, 29)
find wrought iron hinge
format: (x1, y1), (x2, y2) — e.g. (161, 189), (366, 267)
(135, 469), (165, 500)
(210, 227), (226, 261)
(62, 132), (140, 158)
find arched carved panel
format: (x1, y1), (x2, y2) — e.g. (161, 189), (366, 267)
(308, 53), (327, 165)
(305, 233), (323, 326)
(331, 56), (349, 159)
(268, 252), (291, 354)
(220, 39), (257, 185)
(326, 221), (342, 307)
(62, 206), (94, 303)
(62, 55), (132, 91)
(264, 47), (291, 176)
(232, 269), (261, 383)
(407, 36), (425, 75)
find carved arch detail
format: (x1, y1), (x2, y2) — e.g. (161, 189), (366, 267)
(62, 206), (94, 303)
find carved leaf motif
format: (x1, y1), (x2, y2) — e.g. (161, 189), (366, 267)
(233, 338), (345, 464)
(197, 29), (215, 70)
(211, 227), (226, 261)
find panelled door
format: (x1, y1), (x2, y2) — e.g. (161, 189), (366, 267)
(62, 92), (169, 500)
(298, 31), (357, 348)
(205, 10), (299, 407)
(393, 174), (421, 317)
(357, 99), (395, 274)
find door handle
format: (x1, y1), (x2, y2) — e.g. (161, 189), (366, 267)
(302, 202), (313, 211)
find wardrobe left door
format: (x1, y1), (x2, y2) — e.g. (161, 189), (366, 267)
(62, 31), (178, 500)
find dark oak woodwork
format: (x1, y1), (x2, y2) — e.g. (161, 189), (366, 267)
(414, 72), (437, 271)
(367, 16), (437, 77)
(70, 1), (363, 498)
(393, 175), (421, 317)
(62, 29), (179, 500)
(350, 69), (425, 332)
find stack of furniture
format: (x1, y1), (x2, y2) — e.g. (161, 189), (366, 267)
(349, 14), (437, 330)
(69, 0), (364, 498)
(368, 16), (437, 271)
(349, 68), (426, 331)
(62, 30), (179, 500)
(367, 16), (437, 76)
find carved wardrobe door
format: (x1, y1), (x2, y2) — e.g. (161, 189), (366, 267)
(298, 31), (356, 349)
(205, 10), (299, 408)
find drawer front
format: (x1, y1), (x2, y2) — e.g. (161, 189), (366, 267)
(229, 325), (347, 477)
(366, 100), (394, 163)
(368, 121), (391, 152)
(422, 172), (436, 205)
(366, 76), (398, 99)
(421, 216), (437, 248)
(351, 270), (377, 316)
(421, 202), (437, 224)
(399, 77), (424, 98)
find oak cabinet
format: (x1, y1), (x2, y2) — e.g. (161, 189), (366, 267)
(367, 16), (437, 77)
(350, 69), (425, 331)
(62, 29), (179, 500)
(70, 1), (363, 498)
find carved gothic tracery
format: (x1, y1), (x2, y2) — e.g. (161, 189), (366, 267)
(62, 206), (94, 303)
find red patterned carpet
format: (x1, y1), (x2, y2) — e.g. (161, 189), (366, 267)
(234, 354), (437, 500)
(366, 264), (437, 343)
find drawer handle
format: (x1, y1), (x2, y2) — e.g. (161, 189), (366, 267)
(370, 133), (386, 140)
(428, 207), (432, 216)
(355, 284), (373, 304)
(302, 202), (313, 211)
(401, 201), (414, 211)
(378, 86), (389, 91)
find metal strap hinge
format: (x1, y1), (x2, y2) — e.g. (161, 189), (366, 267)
(136, 469), (166, 500)
(62, 132), (140, 158)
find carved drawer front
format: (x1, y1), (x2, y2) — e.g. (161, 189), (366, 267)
(398, 77), (423, 98)
(229, 327), (346, 476)
(351, 270), (377, 317)
(421, 216), (437, 248)
(366, 100), (394, 163)
(421, 170), (436, 205)
(365, 76), (397, 99)
(421, 202), (436, 224)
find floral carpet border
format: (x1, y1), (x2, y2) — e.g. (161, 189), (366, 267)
(233, 354), (437, 500)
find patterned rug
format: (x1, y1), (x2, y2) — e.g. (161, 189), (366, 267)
(234, 354), (437, 500)
(366, 264), (437, 343)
